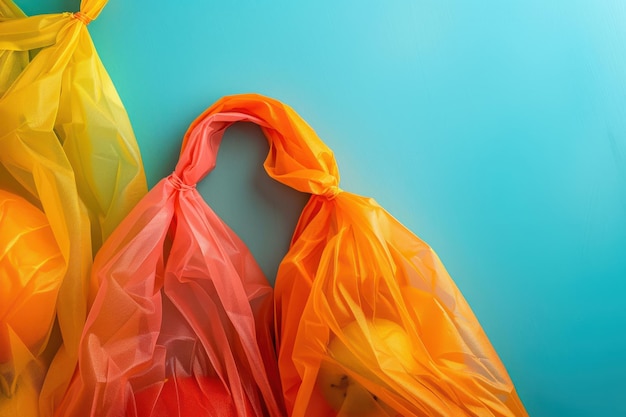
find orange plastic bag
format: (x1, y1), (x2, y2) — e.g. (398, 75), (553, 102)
(56, 112), (285, 417)
(0, 1), (147, 415)
(176, 94), (527, 416)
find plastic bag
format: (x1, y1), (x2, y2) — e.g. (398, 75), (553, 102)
(0, 1), (147, 415)
(55, 111), (286, 417)
(178, 94), (528, 416)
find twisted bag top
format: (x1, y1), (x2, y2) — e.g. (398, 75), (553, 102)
(0, 1), (147, 415)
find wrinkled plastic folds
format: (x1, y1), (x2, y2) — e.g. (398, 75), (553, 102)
(0, 0), (147, 415)
(179, 94), (527, 416)
(0, 190), (64, 416)
(55, 109), (286, 416)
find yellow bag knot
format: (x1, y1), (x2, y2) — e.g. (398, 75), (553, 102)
(72, 12), (92, 25)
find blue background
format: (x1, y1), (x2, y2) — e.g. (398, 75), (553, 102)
(16, 1), (626, 416)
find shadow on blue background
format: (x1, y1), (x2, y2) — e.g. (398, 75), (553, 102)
(16, 1), (626, 415)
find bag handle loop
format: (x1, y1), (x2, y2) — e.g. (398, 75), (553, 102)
(173, 94), (342, 199)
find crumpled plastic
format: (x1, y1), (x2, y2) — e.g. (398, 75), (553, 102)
(177, 94), (528, 416)
(0, 190), (64, 417)
(0, 1), (147, 415)
(55, 106), (286, 416)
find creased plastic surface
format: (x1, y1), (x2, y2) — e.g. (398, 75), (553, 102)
(182, 94), (528, 416)
(0, 190), (64, 417)
(0, 0), (147, 415)
(56, 112), (286, 417)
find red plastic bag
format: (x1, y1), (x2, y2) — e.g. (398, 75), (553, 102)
(55, 112), (285, 416)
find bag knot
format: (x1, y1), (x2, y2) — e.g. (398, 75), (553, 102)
(72, 12), (92, 25)
(323, 185), (342, 200)
(167, 173), (195, 191)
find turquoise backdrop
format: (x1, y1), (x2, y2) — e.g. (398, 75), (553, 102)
(16, 1), (626, 416)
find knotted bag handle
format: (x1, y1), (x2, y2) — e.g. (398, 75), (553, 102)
(172, 93), (342, 199)
(0, 0), (107, 53)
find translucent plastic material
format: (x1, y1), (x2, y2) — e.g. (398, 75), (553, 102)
(55, 112), (285, 416)
(0, 1), (147, 415)
(183, 94), (527, 417)
(0, 190), (64, 417)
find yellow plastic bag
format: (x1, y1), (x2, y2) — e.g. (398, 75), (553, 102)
(0, 1), (147, 415)
(177, 94), (527, 416)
